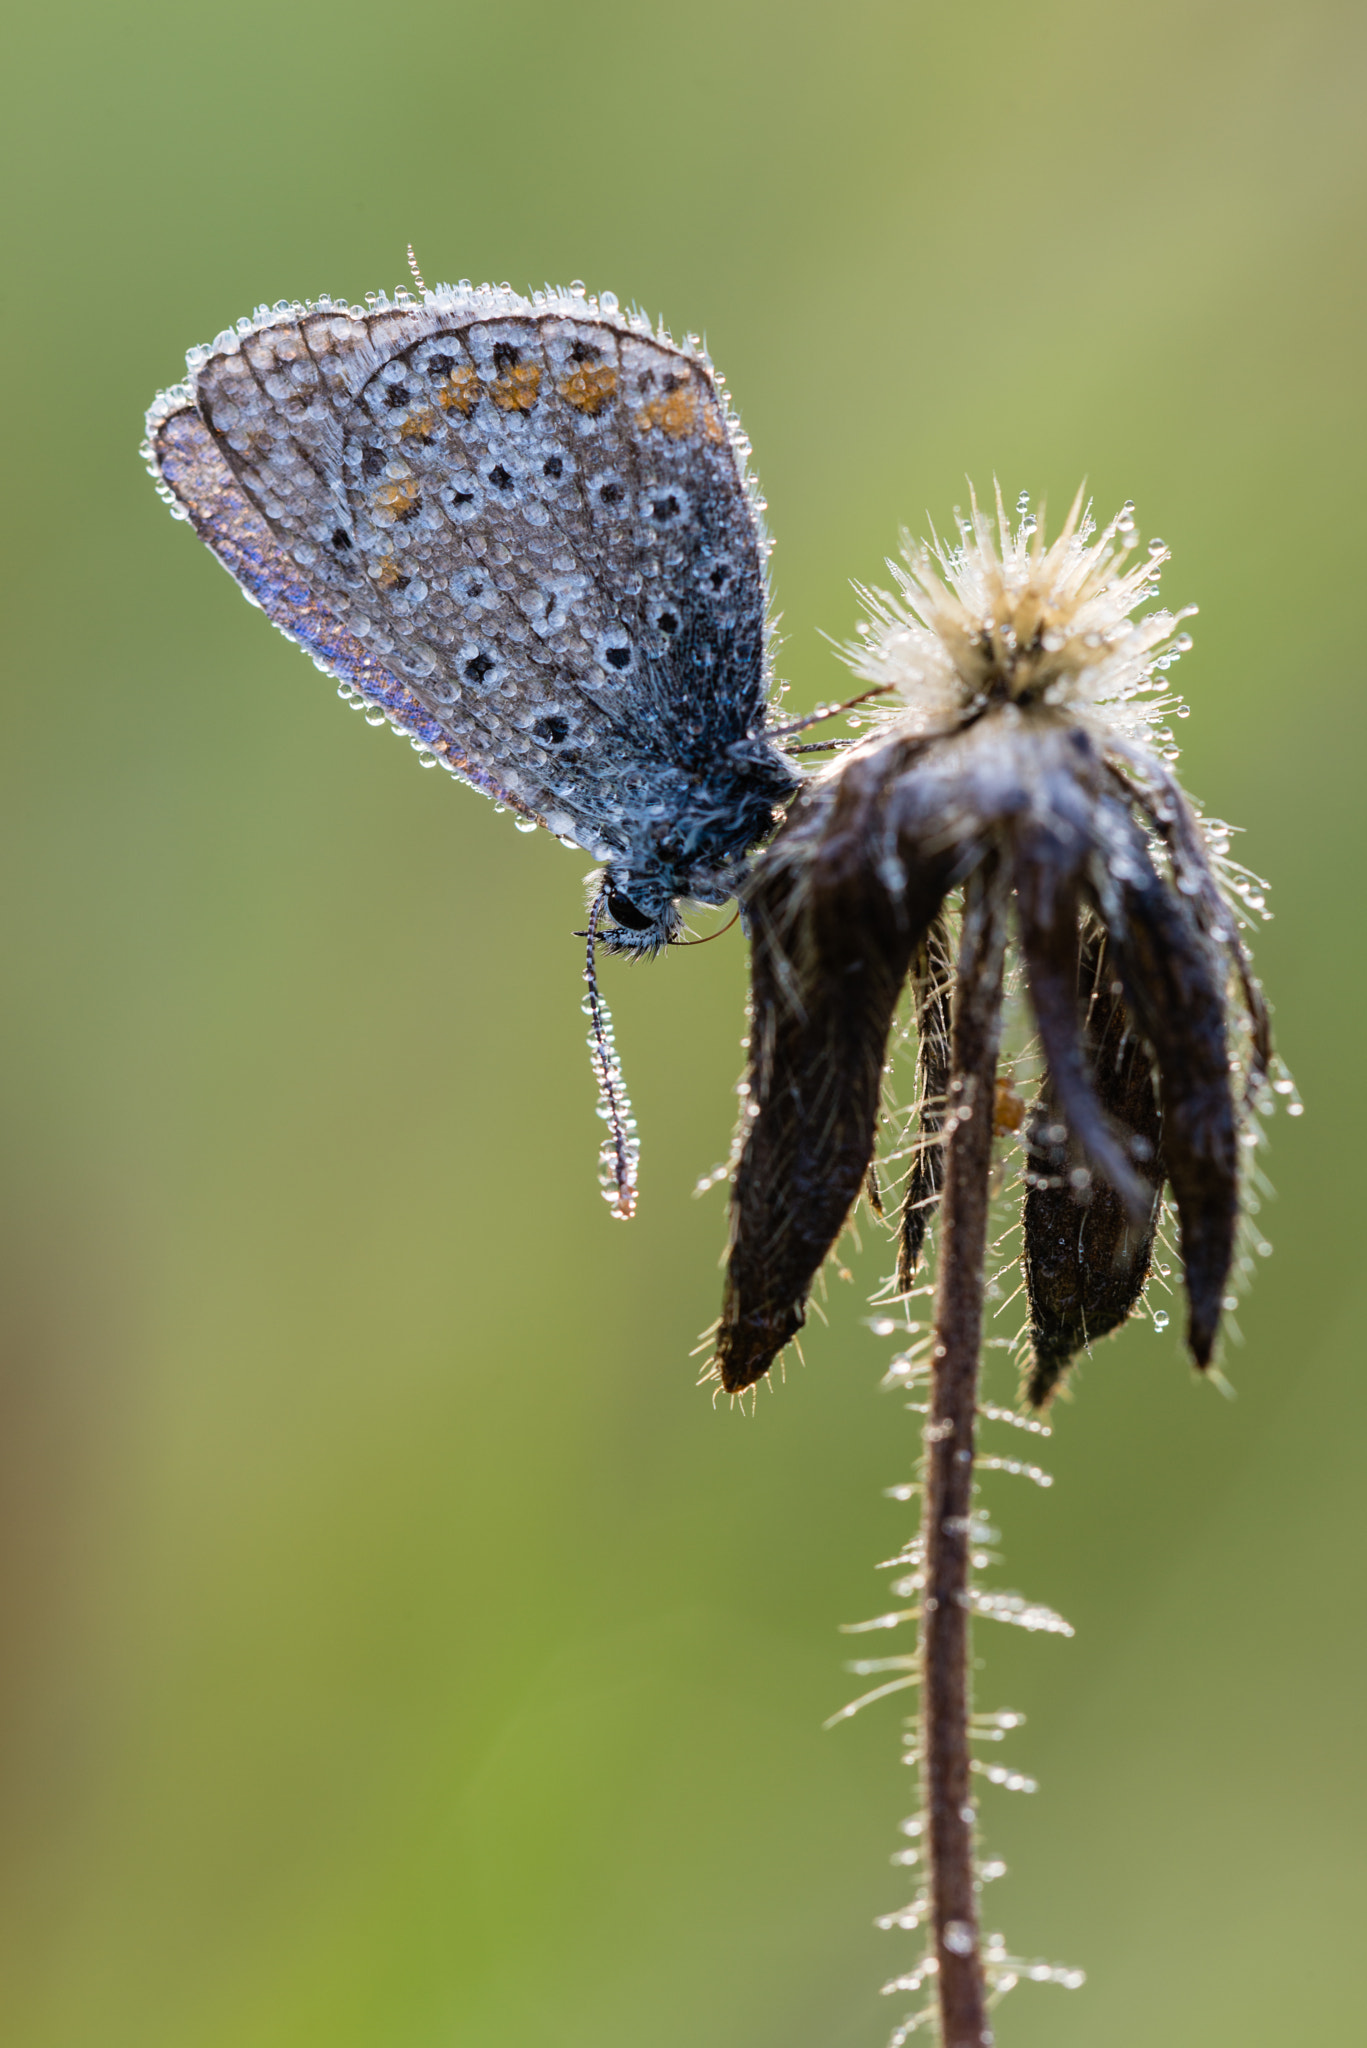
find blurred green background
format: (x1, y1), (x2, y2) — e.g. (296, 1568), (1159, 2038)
(1, 1), (1363, 2042)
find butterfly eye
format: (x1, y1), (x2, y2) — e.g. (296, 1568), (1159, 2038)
(607, 889), (654, 932)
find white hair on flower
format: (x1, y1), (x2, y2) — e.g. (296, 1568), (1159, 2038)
(844, 485), (1196, 753)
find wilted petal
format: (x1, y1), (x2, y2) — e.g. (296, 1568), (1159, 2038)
(1096, 800), (1239, 1366)
(1108, 750), (1272, 1093)
(1023, 928), (1164, 1406)
(717, 745), (955, 1392)
(1015, 819), (1155, 1227)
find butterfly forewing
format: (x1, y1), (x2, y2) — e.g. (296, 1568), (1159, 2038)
(147, 290), (771, 862)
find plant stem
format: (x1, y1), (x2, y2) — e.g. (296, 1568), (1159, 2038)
(921, 871), (1006, 2048)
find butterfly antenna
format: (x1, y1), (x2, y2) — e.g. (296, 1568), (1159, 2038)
(770, 682), (894, 742)
(406, 243), (428, 296)
(584, 893), (640, 1219)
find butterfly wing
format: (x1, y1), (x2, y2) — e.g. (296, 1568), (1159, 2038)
(146, 399), (542, 814)
(144, 288), (774, 863)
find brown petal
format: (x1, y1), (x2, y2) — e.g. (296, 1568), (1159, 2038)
(1107, 752), (1272, 1094)
(1023, 927), (1164, 1406)
(715, 747), (955, 1392)
(1098, 801), (1239, 1367)
(1015, 824), (1155, 1227)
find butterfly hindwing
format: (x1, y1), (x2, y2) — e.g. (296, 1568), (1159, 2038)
(147, 401), (543, 818)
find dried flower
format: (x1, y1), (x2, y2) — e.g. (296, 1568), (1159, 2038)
(715, 487), (1274, 1399)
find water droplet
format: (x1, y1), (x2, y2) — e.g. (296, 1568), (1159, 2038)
(1152, 1309), (1170, 1331)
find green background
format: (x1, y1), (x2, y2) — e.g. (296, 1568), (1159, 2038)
(2, 1), (1363, 2041)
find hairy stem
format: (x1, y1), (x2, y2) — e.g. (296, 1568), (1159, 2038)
(921, 869), (1006, 2047)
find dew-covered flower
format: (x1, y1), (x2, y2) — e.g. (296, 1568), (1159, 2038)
(715, 488), (1278, 1400)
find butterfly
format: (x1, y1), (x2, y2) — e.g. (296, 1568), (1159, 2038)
(143, 277), (820, 1216)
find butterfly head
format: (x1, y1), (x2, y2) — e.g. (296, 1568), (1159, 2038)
(597, 882), (680, 955)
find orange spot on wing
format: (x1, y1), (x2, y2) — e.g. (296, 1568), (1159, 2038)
(398, 406), (437, 442)
(374, 558), (408, 590)
(637, 380), (699, 438)
(559, 364), (618, 414)
(491, 363), (541, 411)
(436, 368), (482, 415)
(373, 479), (421, 522)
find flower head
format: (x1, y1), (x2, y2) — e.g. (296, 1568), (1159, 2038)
(847, 484), (1193, 750)
(713, 492), (1277, 1400)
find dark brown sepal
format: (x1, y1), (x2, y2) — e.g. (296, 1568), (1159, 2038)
(1022, 929), (1164, 1406)
(716, 747), (954, 1392)
(1100, 801), (1239, 1367)
(1108, 752), (1273, 1096)
(1015, 830), (1155, 1228)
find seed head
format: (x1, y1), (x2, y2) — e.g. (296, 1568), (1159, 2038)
(713, 490), (1281, 1399)
(847, 484), (1194, 750)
